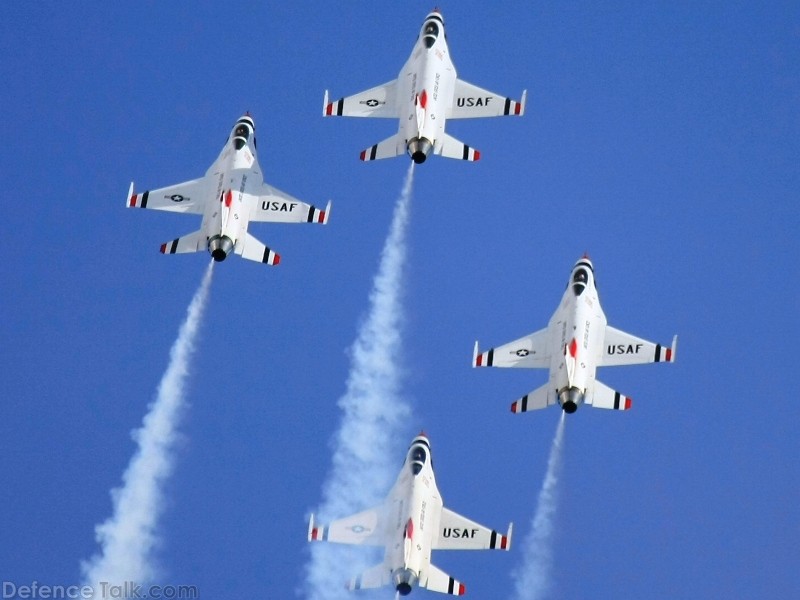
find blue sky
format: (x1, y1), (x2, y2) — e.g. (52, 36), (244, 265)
(1, 1), (798, 598)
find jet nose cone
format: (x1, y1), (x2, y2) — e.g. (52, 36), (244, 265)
(577, 254), (593, 268)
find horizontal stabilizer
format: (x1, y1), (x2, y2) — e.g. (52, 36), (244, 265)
(438, 133), (480, 161)
(160, 229), (204, 255)
(360, 134), (404, 161)
(510, 383), (553, 413)
(346, 562), (390, 591)
(589, 379), (632, 411)
(235, 232), (280, 265)
(424, 563), (465, 596)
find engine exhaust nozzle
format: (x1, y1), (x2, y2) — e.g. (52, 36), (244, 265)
(392, 568), (418, 596)
(407, 137), (433, 164)
(208, 235), (234, 262)
(559, 387), (584, 414)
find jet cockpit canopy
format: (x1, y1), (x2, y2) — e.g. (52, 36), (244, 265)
(421, 15), (442, 49)
(409, 444), (427, 475)
(572, 267), (589, 296)
(407, 435), (431, 475)
(232, 115), (255, 151)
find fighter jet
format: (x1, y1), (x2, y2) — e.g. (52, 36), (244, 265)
(127, 114), (330, 264)
(473, 256), (677, 414)
(323, 9), (526, 164)
(308, 433), (512, 596)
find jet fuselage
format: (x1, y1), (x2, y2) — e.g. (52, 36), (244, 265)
(384, 436), (443, 595)
(546, 258), (608, 412)
(397, 12), (456, 163)
(200, 115), (263, 261)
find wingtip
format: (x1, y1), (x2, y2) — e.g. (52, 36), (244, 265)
(472, 341), (479, 367)
(506, 522), (514, 550)
(323, 200), (332, 224)
(670, 335), (678, 362)
(520, 89), (528, 116)
(322, 90), (329, 116)
(127, 181), (135, 207)
(307, 513), (315, 541)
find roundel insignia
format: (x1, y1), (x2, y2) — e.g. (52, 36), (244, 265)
(365, 99), (379, 107)
(515, 349), (530, 357)
(168, 194), (187, 203)
(348, 525), (369, 534)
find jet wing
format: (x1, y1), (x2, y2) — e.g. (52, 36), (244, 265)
(308, 508), (383, 546)
(251, 184), (330, 224)
(600, 326), (678, 367)
(448, 80), (526, 119)
(126, 179), (206, 214)
(433, 507), (512, 551)
(473, 328), (550, 368)
(323, 81), (399, 118)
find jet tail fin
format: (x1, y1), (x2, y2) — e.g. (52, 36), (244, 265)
(359, 134), (404, 161)
(235, 232), (280, 265)
(438, 133), (480, 161)
(510, 383), (554, 413)
(424, 563), (466, 595)
(588, 379), (632, 411)
(160, 229), (204, 255)
(346, 563), (390, 591)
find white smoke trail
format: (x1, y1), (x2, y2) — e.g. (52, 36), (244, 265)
(512, 412), (567, 600)
(81, 262), (214, 588)
(305, 164), (415, 600)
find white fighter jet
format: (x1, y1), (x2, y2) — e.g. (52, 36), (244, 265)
(127, 114), (330, 264)
(308, 433), (512, 596)
(473, 256), (677, 414)
(323, 9), (526, 164)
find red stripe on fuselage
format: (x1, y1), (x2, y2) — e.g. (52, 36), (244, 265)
(569, 338), (578, 358)
(405, 518), (414, 540)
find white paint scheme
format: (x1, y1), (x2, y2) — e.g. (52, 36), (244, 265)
(127, 114), (330, 265)
(473, 257), (677, 414)
(323, 9), (526, 163)
(308, 434), (512, 596)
